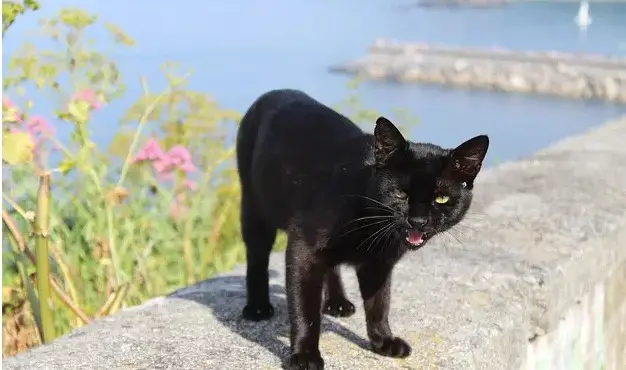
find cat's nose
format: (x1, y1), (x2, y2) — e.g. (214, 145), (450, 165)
(409, 217), (428, 229)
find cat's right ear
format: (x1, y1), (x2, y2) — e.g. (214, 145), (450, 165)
(442, 135), (489, 188)
(374, 116), (406, 165)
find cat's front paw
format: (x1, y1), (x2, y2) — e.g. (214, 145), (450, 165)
(241, 303), (274, 321)
(371, 336), (412, 358)
(287, 352), (324, 370)
(322, 297), (356, 317)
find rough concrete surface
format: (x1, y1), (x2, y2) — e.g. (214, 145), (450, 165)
(4, 117), (626, 370)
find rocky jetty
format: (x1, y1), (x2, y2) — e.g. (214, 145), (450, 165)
(330, 39), (626, 103)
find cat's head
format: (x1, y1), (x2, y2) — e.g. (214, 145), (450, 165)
(367, 116), (489, 250)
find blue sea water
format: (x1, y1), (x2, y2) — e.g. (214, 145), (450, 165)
(3, 0), (626, 165)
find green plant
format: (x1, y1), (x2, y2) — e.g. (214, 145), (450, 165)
(2, 8), (243, 355)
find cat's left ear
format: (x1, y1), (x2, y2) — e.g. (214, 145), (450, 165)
(374, 116), (406, 165)
(442, 135), (489, 188)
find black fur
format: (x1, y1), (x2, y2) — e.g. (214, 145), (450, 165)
(235, 89), (489, 369)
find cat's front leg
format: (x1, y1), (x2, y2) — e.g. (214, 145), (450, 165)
(357, 263), (412, 359)
(285, 230), (327, 370)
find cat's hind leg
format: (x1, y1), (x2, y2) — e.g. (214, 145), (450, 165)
(322, 266), (356, 318)
(241, 193), (277, 321)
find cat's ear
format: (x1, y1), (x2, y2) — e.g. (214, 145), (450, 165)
(442, 135), (489, 188)
(374, 116), (406, 165)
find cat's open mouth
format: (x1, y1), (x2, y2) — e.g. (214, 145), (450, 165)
(405, 230), (427, 249)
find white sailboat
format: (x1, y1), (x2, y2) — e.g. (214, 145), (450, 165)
(574, 0), (592, 29)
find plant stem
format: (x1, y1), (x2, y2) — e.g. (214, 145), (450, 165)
(196, 147), (236, 268)
(117, 75), (187, 187)
(117, 77), (155, 187)
(45, 134), (75, 160)
(203, 199), (234, 268)
(105, 207), (120, 286)
(49, 241), (80, 320)
(2, 208), (92, 325)
(2, 191), (30, 221)
(34, 172), (55, 343)
(5, 231), (42, 344)
(102, 77), (177, 289)
(50, 278), (91, 325)
(183, 219), (194, 285)
(95, 282), (130, 317)
(82, 168), (122, 287)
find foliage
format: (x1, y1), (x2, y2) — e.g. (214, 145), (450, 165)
(2, 0), (39, 35)
(1, 7), (417, 358)
(1, 8), (243, 356)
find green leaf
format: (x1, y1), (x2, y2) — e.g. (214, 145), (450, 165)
(56, 110), (73, 122)
(104, 22), (135, 46)
(2, 131), (34, 165)
(57, 158), (77, 175)
(2, 106), (20, 123)
(59, 8), (96, 30)
(68, 100), (89, 124)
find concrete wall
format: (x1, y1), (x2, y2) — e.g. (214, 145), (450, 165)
(329, 39), (626, 103)
(523, 233), (626, 370)
(4, 117), (626, 370)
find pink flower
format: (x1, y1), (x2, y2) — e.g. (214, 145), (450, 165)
(70, 88), (102, 110)
(134, 139), (198, 193)
(166, 145), (196, 173)
(152, 157), (172, 175)
(156, 171), (174, 181)
(2, 96), (23, 122)
(26, 115), (54, 136)
(3, 97), (15, 109)
(134, 138), (179, 179)
(134, 138), (166, 162)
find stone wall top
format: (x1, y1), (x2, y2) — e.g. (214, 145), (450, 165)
(4, 117), (626, 370)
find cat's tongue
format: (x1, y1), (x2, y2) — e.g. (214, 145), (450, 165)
(406, 231), (424, 246)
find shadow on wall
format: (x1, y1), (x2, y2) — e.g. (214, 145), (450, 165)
(168, 271), (370, 369)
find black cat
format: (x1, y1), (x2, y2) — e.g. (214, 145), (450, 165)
(235, 89), (489, 370)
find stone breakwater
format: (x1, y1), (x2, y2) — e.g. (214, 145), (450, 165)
(329, 39), (626, 103)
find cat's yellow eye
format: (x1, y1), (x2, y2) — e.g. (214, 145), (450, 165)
(434, 195), (450, 204)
